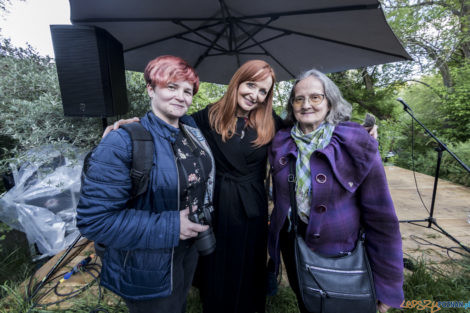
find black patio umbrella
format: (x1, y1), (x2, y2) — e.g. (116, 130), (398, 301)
(69, 0), (411, 84)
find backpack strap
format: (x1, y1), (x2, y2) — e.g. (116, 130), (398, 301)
(121, 122), (154, 198)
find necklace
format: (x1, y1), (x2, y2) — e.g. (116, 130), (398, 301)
(239, 116), (248, 139)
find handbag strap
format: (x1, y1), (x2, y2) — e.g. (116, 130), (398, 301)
(288, 160), (299, 234)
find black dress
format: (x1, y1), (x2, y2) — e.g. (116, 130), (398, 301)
(192, 107), (278, 313)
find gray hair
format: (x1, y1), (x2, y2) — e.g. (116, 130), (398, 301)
(285, 69), (352, 126)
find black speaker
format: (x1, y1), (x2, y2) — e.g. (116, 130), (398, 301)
(50, 25), (129, 117)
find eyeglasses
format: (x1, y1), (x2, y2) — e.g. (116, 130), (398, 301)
(292, 94), (325, 107)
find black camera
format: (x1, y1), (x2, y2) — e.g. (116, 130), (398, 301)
(188, 205), (216, 256)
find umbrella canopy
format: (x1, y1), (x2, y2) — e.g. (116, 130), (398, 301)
(69, 0), (411, 84)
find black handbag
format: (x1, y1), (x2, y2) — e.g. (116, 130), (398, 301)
(288, 161), (377, 313)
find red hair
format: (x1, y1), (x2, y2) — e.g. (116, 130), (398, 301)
(209, 60), (276, 147)
(144, 55), (200, 94)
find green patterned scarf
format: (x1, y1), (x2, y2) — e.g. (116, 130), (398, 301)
(290, 122), (335, 222)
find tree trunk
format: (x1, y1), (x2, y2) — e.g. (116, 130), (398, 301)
(361, 68), (375, 92)
(460, 3), (470, 60)
(408, 38), (454, 88)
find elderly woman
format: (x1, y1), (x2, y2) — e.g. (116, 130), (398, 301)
(268, 69), (404, 313)
(76, 55), (215, 313)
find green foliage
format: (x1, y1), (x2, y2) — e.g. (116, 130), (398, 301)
(375, 118), (407, 161)
(125, 70), (149, 117)
(0, 282), (33, 313)
(330, 69), (401, 121)
(0, 37), (103, 174)
(439, 62), (470, 141)
(191, 82), (226, 114)
(383, 70), (470, 187)
(0, 234), (33, 284)
(387, 256), (470, 313)
(266, 286), (300, 313)
(394, 137), (470, 187)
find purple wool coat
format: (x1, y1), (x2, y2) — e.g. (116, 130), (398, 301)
(268, 122), (404, 308)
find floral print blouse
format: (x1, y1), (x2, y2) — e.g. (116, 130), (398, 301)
(172, 128), (212, 213)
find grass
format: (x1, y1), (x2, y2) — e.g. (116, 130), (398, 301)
(388, 255), (470, 313)
(0, 251), (468, 312)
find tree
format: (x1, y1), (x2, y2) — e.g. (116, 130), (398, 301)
(381, 0), (470, 87)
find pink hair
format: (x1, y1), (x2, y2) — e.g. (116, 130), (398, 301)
(144, 55), (200, 94)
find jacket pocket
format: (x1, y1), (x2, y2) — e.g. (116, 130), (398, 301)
(121, 249), (172, 290)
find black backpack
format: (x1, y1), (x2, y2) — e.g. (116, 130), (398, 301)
(81, 122), (154, 199)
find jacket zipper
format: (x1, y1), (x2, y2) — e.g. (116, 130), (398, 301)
(306, 287), (371, 298)
(123, 251), (130, 268)
(170, 148), (179, 293)
(306, 264), (366, 274)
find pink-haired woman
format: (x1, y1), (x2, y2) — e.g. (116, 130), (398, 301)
(77, 55), (215, 313)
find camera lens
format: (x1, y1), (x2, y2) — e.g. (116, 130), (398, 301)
(195, 228), (216, 256)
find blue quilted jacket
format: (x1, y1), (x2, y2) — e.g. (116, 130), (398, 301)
(76, 111), (215, 300)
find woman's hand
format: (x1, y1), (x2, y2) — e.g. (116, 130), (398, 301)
(179, 208), (209, 240)
(377, 301), (391, 313)
(367, 124), (378, 140)
(102, 117), (140, 138)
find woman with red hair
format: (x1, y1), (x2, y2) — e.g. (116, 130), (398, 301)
(192, 60), (278, 313)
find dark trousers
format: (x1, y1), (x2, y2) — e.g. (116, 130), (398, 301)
(124, 240), (198, 313)
(279, 220), (310, 313)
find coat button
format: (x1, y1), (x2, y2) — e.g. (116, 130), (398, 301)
(316, 173), (327, 183)
(312, 233), (321, 239)
(316, 205), (327, 213)
(279, 156), (287, 165)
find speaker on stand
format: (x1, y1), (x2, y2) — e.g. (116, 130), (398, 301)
(51, 25), (129, 128)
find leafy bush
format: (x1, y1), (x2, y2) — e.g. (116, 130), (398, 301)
(0, 38), (103, 175)
(393, 128), (470, 187)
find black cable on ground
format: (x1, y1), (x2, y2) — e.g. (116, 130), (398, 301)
(26, 234), (83, 301)
(409, 234), (468, 259)
(28, 262), (103, 312)
(24, 236), (107, 312)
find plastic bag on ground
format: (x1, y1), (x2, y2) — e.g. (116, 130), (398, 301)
(0, 144), (85, 260)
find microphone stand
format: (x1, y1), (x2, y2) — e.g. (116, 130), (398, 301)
(396, 98), (470, 254)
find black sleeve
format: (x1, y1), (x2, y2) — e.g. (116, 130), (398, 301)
(191, 106), (209, 129)
(272, 110), (288, 131)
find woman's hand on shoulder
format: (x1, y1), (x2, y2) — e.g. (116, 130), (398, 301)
(102, 117), (140, 138)
(367, 124), (378, 140)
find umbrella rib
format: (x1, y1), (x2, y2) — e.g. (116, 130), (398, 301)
(219, 0), (231, 51)
(238, 3), (379, 20)
(194, 24), (230, 69)
(71, 4), (379, 24)
(219, 0), (240, 66)
(72, 17), (223, 23)
(239, 33), (290, 51)
(240, 21), (409, 60)
(124, 21), (223, 52)
(208, 52), (266, 56)
(236, 22), (295, 78)
(175, 36), (225, 52)
(174, 20), (226, 51)
(236, 17), (277, 50)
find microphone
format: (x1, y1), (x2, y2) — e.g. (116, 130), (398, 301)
(396, 98), (413, 112)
